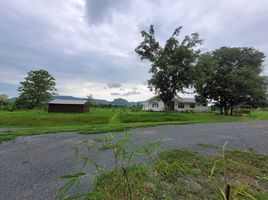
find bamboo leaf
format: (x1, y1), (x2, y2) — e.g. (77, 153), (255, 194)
(219, 188), (227, 200)
(61, 172), (86, 179)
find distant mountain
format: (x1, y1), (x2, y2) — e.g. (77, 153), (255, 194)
(111, 98), (139, 106)
(9, 97), (17, 102)
(92, 98), (110, 105)
(9, 95), (142, 107)
(54, 96), (141, 107)
(52, 95), (85, 100)
(112, 98), (130, 106)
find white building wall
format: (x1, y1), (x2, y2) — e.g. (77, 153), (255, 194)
(196, 103), (209, 112)
(174, 102), (208, 112)
(142, 101), (165, 111)
(143, 100), (208, 112)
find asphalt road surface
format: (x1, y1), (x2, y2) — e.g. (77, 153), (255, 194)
(0, 121), (268, 200)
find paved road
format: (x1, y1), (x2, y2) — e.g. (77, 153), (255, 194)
(0, 121), (268, 200)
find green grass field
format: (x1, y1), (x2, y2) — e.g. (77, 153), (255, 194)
(0, 108), (268, 143)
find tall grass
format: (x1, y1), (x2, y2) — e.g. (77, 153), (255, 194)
(59, 133), (268, 199)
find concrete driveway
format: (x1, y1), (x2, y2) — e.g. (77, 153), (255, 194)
(0, 121), (268, 199)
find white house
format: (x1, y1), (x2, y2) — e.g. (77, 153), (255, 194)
(142, 95), (208, 112)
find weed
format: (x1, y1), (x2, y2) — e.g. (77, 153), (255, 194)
(59, 134), (268, 199)
(58, 132), (162, 199)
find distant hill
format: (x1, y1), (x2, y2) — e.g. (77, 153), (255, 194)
(111, 98), (138, 106)
(52, 95), (85, 100)
(53, 96), (142, 106)
(9, 97), (17, 102)
(9, 95), (142, 107)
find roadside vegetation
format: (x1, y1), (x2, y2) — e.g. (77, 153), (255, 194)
(0, 108), (268, 143)
(90, 150), (268, 199)
(58, 133), (268, 200)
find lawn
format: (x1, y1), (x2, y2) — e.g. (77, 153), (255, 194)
(0, 108), (268, 143)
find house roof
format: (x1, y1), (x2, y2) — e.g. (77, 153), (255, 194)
(145, 96), (161, 102)
(48, 99), (87, 105)
(232, 102), (252, 108)
(145, 95), (196, 103)
(174, 96), (196, 103)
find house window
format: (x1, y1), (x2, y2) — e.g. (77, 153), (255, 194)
(190, 103), (195, 108)
(152, 102), (158, 108)
(178, 103), (184, 108)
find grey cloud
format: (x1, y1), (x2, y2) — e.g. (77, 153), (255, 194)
(1, 0), (268, 100)
(85, 0), (126, 24)
(110, 92), (120, 96)
(107, 83), (122, 88)
(121, 91), (140, 96)
(141, 81), (148, 86)
(110, 91), (140, 96)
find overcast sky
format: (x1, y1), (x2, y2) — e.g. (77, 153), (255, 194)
(0, 0), (267, 101)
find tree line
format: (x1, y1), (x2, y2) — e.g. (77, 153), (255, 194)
(135, 25), (268, 115)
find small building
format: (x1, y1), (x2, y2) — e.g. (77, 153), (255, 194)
(48, 99), (89, 113)
(142, 95), (208, 112)
(232, 102), (252, 116)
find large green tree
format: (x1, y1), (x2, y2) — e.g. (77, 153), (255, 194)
(195, 47), (268, 115)
(16, 70), (56, 109)
(135, 25), (202, 111)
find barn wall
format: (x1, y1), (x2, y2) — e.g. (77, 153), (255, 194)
(48, 104), (88, 113)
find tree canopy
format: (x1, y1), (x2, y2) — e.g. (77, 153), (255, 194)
(86, 93), (93, 107)
(0, 94), (8, 110)
(195, 47), (268, 115)
(135, 25), (202, 111)
(16, 70), (56, 109)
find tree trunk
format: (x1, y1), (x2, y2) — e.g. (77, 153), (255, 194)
(230, 108), (233, 116)
(165, 104), (171, 113)
(220, 107), (223, 115)
(165, 101), (174, 113)
(224, 107), (229, 115)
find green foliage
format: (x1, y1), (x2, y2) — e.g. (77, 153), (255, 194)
(58, 133), (162, 200)
(210, 142), (236, 199)
(0, 94), (8, 110)
(0, 94), (14, 111)
(254, 192), (268, 200)
(86, 93), (93, 107)
(59, 134), (268, 199)
(16, 69), (56, 109)
(136, 25), (202, 111)
(195, 47), (268, 115)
